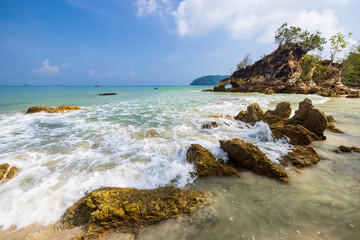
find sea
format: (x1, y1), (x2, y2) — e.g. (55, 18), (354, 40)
(0, 85), (359, 239)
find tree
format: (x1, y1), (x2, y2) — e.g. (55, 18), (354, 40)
(237, 53), (253, 70)
(329, 32), (353, 64)
(342, 42), (360, 86)
(274, 23), (326, 53)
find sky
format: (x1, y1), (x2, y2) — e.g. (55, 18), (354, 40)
(0, 0), (359, 85)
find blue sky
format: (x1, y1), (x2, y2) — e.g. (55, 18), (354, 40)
(0, 0), (359, 85)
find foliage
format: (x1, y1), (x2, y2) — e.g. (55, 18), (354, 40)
(275, 23), (326, 53)
(329, 32), (353, 63)
(342, 43), (360, 86)
(190, 75), (230, 85)
(301, 54), (333, 83)
(237, 53), (253, 70)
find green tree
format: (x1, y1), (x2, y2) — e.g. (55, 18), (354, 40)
(342, 43), (360, 86)
(329, 32), (353, 64)
(237, 53), (253, 70)
(274, 23), (326, 53)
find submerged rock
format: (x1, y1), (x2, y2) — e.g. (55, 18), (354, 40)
(0, 163), (18, 183)
(285, 98), (328, 138)
(333, 145), (360, 154)
(57, 186), (209, 239)
(234, 102), (264, 125)
(202, 122), (219, 129)
(99, 93), (117, 96)
(280, 146), (320, 168)
(262, 102), (292, 127)
(26, 106), (80, 114)
(219, 139), (288, 182)
(186, 144), (241, 178)
(271, 125), (319, 145)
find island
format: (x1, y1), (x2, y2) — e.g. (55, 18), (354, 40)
(190, 75), (230, 85)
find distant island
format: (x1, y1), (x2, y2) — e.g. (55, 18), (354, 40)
(190, 75), (230, 85)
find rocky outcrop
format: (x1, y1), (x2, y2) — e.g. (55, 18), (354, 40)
(285, 99), (328, 138)
(219, 139), (288, 182)
(202, 122), (219, 129)
(280, 146), (320, 168)
(57, 187), (209, 239)
(346, 92), (360, 98)
(262, 102), (292, 127)
(333, 145), (360, 153)
(26, 106), (80, 114)
(234, 103), (264, 125)
(99, 93), (117, 96)
(211, 43), (351, 95)
(271, 125), (319, 145)
(0, 164), (18, 183)
(186, 144), (241, 177)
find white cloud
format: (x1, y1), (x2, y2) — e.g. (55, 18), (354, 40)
(89, 69), (137, 79)
(136, 0), (349, 43)
(32, 59), (69, 75)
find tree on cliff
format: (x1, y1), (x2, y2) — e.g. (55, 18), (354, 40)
(342, 43), (360, 86)
(237, 53), (253, 70)
(275, 23), (326, 53)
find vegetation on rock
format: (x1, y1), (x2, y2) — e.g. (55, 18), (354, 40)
(342, 43), (360, 86)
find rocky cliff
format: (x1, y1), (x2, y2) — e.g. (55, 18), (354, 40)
(212, 43), (352, 96)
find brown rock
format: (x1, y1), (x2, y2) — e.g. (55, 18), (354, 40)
(186, 144), (240, 177)
(261, 88), (274, 94)
(280, 146), (320, 168)
(346, 93), (360, 98)
(0, 164), (19, 183)
(99, 93), (117, 96)
(202, 122), (219, 129)
(56, 187), (209, 239)
(26, 106), (81, 114)
(263, 102), (291, 127)
(271, 125), (318, 145)
(327, 124), (344, 134)
(333, 145), (360, 153)
(234, 103), (264, 125)
(219, 139), (288, 182)
(285, 98), (328, 137)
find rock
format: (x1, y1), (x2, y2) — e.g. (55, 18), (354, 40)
(346, 92), (360, 98)
(94, 85), (101, 87)
(202, 122), (219, 129)
(56, 186), (209, 239)
(271, 125), (318, 145)
(26, 106), (81, 114)
(326, 116), (336, 123)
(327, 124), (344, 134)
(0, 164), (18, 183)
(285, 98), (328, 137)
(234, 103), (264, 125)
(24, 83), (30, 86)
(263, 102), (291, 127)
(333, 145), (360, 153)
(219, 139), (288, 182)
(261, 88), (274, 94)
(280, 146), (320, 168)
(99, 93), (117, 96)
(145, 129), (158, 137)
(186, 144), (241, 178)
(209, 114), (235, 121)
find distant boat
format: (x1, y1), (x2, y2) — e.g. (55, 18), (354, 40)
(94, 85), (101, 87)
(24, 83), (30, 86)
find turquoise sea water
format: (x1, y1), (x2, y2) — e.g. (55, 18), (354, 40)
(0, 85), (359, 239)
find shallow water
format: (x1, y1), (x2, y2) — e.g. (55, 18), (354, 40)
(0, 86), (359, 239)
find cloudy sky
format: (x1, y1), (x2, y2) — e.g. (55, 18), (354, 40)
(0, 0), (359, 85)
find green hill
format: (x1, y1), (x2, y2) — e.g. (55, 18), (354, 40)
(190, 75), (230, 85)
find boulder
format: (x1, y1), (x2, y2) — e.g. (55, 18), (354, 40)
(0, 164), (18, 183)
(186, 144), (240, 178)
(333, 145), (360, 153)
(234, 103), (264, 125)
(271, 125), (319, 145)
(285, 98), (328, 137)
(202, 122), (219, 129)
(263, 102), (292, 127)
(219, 139), (288, 182)
(26, 106), (80, 114)
(280, 146), (320, 168)
(56, 187), (209, 239)
(346, 93), (360, 98)
(327, 124), (344, 134)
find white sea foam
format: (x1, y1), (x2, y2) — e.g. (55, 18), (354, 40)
(0, 92), (327, 229)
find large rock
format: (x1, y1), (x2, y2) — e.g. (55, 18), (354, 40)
(26, 106), (80, 114)
(0, 164), (18, 183)
(234, 102), (264, 125)
(271, 125), (319, 145)
(263, 102), (292, 127)
(57, 187), (209, 239)
(280, 146), (320, 168)
(285, 98), (328, 137)
(219, 139), (288, 182)
(186, 144), (240, 178)
(333, 145), (360, 154)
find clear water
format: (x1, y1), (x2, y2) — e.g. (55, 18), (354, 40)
(0, 86), (359, 239)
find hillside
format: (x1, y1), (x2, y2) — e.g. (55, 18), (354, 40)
(190, 75), (230, 85)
